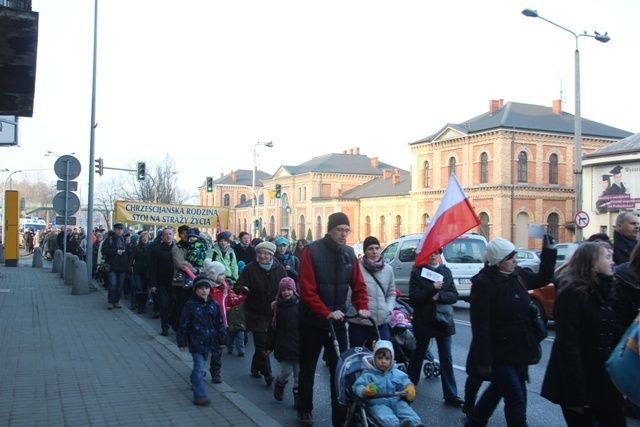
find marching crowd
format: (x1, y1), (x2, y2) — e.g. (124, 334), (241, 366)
(89, 211), (639, 427)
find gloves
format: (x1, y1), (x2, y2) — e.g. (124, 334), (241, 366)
(404, 383), (416, 402)
(362, 382), (378, 397)
(478, 365), (492, 378)
(542, 234), (556, 250)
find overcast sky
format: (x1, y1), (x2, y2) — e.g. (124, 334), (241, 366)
(2, 0), (638, 203)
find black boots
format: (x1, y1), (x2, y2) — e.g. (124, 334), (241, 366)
(292, 386), (299, 409)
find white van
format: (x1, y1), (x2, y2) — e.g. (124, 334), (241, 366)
(381, 233), (488, 301)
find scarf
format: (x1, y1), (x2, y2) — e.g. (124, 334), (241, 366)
(362, 255), (385, 273)
(258, 260), (273, 271)
(271, 295), (298, 328)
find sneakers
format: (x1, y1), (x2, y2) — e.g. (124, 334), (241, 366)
(238, 352), (245, 357)
(297, 412), (313, 425)
(251, 369), (261, 378)
(113, 303), (122, 309)
(444, 396), (465, 407)
(274, 379), (287, 401)
(193, 397), (210, 406)
(161, 329), (169, 337)
(212, 375), (222, 384)
(107, 303), (113, 310)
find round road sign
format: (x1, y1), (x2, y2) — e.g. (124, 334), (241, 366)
(575, 211), (590, 229)
(54, 155), (81, 181)
(53, 191), (81, 217)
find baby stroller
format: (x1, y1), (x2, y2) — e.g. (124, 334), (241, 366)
(334, 316), (409, 427)
(390, 298), (440, 379)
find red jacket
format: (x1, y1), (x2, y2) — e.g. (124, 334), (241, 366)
(210, 280), (247, 327)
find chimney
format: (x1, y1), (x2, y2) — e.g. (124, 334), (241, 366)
(349, 148), (354, 155)
(220, 172), (224, 179)
(393, 174), (400, 185)
(552, 99), (562, 114)
(343, 150), (347, 154)
(383, 169), (392, 179)
(489, 99), (504, 114)
(371, 156), (379, 169)
(231, 171), (237, 182)
(394, 168), (400, 177)
(355, 147), (360, 155)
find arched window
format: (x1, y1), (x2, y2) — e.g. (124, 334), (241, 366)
(394, 215), (402, 239)
(240, 194), (247, 204)
(480, 152), (489, 183)
(315, 216), (322, 241)
(547, 213), (559, 239)
(223, 194), (230, 207)
(449, 157), (456, 176)
(378, 215), (386, 243)
(549, 154), (558, 184)
(298, 214), (306, 238)
(364, 216), (371, 238)
(517, 151), (528, 183)
(423, 161), (430, 188)
(478, 212), (490, 241)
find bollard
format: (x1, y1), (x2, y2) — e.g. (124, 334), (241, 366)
(32, 247), (44, 268)
(72, 260), (89, 295)
(52, 250), (63, 274)
(64, 253), (78, 285)
(0, 244), (4, 263)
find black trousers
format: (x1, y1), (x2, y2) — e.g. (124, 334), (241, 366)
(250, 330), (272, 378)
(561, 405), (626, 427)
(298, 322), (347, 427)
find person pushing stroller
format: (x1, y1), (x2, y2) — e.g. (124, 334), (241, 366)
(353, 340), (425, 427)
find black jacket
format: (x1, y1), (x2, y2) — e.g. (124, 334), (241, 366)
(150, 241), (175, 288)
(101, 234), (128, 272)
(541, 275), (624, 410)
(232, 242), (256, 266)
(613, 229), (638, 266)
(409, 263), (458, 339)
(467, 246), (556, 371)
(613, 262), (640, 334)
(266, 296), (299, 362)
(236, 259), (287, 332)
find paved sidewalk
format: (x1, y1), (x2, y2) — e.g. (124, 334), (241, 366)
(0, 261), (280, 427)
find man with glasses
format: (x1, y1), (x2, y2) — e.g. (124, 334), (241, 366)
(296, 212), (370, 426)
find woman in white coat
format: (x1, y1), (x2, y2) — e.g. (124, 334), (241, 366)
(348, 236), (396, 347)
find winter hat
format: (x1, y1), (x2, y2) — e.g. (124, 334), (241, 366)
(279, 277), (297, 295)
(203, 259), (227, 280)
(237, 260), (246, 274)
(188, 227), (200, 238)
(327, 212), (350, 231)
(363, 236), (380, 251)
(255, 241), (276, 256)
(130, 233), (140, 242)
(217, 231), (232, 242)
(485, 237), (517, 266)
(275, 237), (289, 247)
(113, 223), (124, 230)
(372, 340), (395, 368)
(192, 275), (212, 292)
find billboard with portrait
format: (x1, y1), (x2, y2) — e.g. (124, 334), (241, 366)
(591, 163), (640, 215)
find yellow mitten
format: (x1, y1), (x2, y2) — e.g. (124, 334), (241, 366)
(404, 383), (416, 402)
(362, 382), (378, 397)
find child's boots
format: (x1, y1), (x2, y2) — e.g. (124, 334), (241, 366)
(292, 386), (299, 409)
(274, 379), (287, 401)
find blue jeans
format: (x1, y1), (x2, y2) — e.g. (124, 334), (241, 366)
(407, 335), (458, 399)
(208, 341), (222, 377)
(348, 322), (390, 348)
(470, 364), (527, 427)
(191, 352), (208, 399)
(227, 331), (245, 354)
(107, 271), (125, 304)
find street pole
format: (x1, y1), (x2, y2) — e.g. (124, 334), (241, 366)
(86, 0), (99, 282)
(522, 8), (609, 241)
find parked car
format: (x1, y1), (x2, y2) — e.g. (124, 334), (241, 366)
(553, 242), (580, 270)
(515, 249), (541, 273)
(381, 233), (488, 301)
(352, 242), (364, 258)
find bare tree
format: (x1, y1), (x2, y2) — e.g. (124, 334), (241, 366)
(95, 176), (126, 229)
(121, 155), (190, 204)
(12, 173), (57, 220)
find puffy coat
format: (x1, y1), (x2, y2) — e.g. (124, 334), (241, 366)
(236, 259), (287, 332)
(541, 275), (624, 410)
(210, 281), (247, 328)
(211, 244), (239, 283)
(348, 261), (395, 327)
(176, 294), (226, 354)
(266, 296), (299, 362)
(409, 263), (457, 338)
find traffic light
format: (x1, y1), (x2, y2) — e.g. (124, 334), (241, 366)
(275, 184), (281, 199)
(206, 177), (213, 192)
(94, 158), (103, 176)
(137, 162), (146, 181)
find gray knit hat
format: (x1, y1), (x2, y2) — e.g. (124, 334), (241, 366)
(204, 259), (226, 280)
(485, 238), (516, 266)
(255, 241), (276, 256)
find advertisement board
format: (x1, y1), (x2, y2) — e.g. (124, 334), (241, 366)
(591, 162), (640, 215)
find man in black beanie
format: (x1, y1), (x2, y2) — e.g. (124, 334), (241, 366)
(296, 212), (370, 426)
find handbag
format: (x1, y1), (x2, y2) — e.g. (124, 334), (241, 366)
(98, 262), (110, 273)
(433, 303), (454, 327)
(528, 302), (548, 343)
(606, 313), (640, 405)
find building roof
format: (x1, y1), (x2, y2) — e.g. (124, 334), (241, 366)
(411, 101), (633, 144)
(213, 169), (272, 186)
(584, 132), (640, 158)
(278, 153), (399, 176)
(342, 170), (411, 198)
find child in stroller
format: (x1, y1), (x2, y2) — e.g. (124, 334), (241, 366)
(352, 340), (424, 427)
(390, 295), (440, 379)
